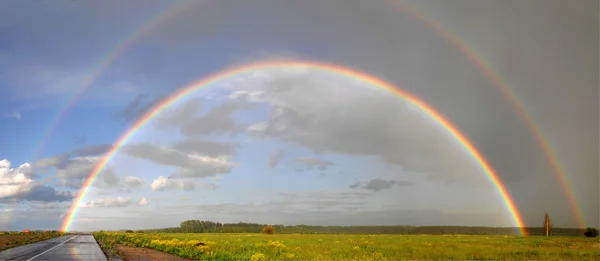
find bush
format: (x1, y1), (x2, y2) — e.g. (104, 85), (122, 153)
(262, 225), (274, 235)
(583, 227), (598, 238)
(125, 230), (134, 233)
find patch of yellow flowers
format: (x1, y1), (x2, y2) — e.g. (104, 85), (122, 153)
(250, 253), (265, 261)
(266, 240), (286, 250)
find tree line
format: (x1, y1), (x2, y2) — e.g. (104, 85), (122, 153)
(135, 219), (587, 236)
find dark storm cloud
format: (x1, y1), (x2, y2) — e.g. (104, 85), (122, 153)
(0, 0), (176, 70)
(399, 0), (599, 227)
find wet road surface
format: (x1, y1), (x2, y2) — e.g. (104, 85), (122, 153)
(0, 235), (107, 261)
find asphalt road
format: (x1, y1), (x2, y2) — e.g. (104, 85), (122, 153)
(0, 235), (107, 261)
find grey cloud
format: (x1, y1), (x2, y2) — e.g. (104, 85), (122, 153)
(33, 154), (70, 170)
(171, 138), (234, 157)
(71, 144), (112, 157)
(156, 97), (203, 129)
(115, 94), (164, 123)
(34, 143), (112, 169)
(231, 72), (479, 181)
(157, 194), (505, 227)
(123, 142), (233, 178)
(349, 179), (415, 192)
(95, 169), (120, 188)
(55, 179), (85, 190)
(268, 150), (285, 169)
(55, 157), (98, 180)
(364, 178), (414, 192)
(296, 157), (333, 167)
(13, 185), (74, 202)
(279, 191), (371, 201)
(180, 98), (250, 137)
(118, 188), (134, 194)
(296, 157), (334, 172)
(0, 1), (164, 68)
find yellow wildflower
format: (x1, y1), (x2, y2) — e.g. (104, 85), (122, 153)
(250, 253), (266, 261)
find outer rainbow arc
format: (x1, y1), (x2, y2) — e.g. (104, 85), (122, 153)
(390, 0), (586, 228)
(31, 0), (190, 165)
(60, 60), (526, 235)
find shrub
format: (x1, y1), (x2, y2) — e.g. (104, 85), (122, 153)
(262, 225), (274, 235)
(583, 227), (598, 238)
(125, 230), (134, 233)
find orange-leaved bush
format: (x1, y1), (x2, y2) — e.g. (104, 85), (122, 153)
(263, 225), (274, 235)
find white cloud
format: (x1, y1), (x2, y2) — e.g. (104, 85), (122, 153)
(138, 197), (148, 206)
(123, 176), (145, 187)
(81, 196), (133, 208)
(0, 159), (35, 198)
(151, 176), (195, 192)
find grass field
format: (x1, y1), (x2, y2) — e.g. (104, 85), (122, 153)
(93, 231), (600, 260)
(0, 231), (63, 251)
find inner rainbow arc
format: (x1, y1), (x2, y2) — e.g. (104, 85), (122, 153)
(60, 60), (527, 235)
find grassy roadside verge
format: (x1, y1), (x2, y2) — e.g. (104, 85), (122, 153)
(0, 232), (64, 251)
(93, 232), (124, 261)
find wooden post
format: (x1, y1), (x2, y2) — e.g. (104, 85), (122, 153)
(543, 213), (552, 236)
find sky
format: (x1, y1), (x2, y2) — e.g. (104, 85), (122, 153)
(0, 0), (598, 231)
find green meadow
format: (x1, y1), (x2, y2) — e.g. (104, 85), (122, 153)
(93, 231), (600, 261)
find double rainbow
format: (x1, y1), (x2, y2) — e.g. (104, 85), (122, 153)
(60, 60), (527, 235)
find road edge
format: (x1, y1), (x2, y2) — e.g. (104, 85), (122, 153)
(92, 234), (123, 261)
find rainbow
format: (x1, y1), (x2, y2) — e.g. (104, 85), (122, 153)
(391, 0), (586, 228)
(60, 60), (527, 234)
(31, 0), (191, 163)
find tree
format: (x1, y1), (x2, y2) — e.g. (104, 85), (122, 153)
(583, 227), (598, 238)
(263, 225), (274, 235)
(543, 213), (553, 236)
